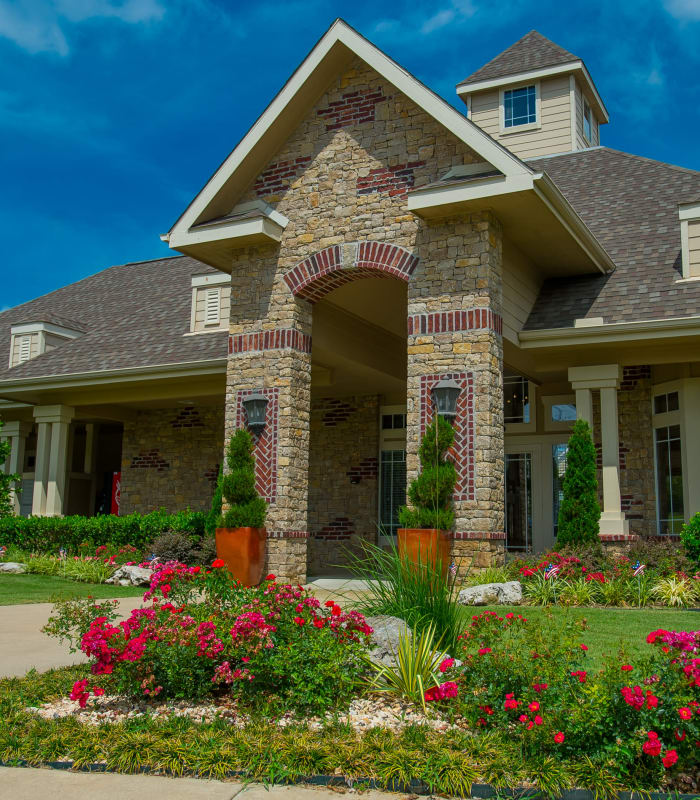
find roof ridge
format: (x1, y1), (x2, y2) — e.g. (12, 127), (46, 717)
(597, 146), (700, 177)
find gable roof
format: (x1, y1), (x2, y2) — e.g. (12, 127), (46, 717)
(0, 257), (227, 385)
(164, 17), (532, 263)
(460, 30), (579, 86)
(524, 147), (700, 329)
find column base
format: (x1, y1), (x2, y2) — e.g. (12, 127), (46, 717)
(598, 513), (630, 536)
(451, 532), (506, 578)
(266, 532), (309, 585)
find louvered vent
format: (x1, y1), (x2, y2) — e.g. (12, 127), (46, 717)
(18, 336), (31, 363)
(204, 288), (221, 326)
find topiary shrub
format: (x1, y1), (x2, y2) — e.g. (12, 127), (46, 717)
(557, 419), (601, 545)
(205, 466), (223, 537)
(680, 512), (700, 567)
(398, 416), (456, 531)
(219, 429), (267, 529)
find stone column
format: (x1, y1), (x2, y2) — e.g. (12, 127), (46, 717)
(568, 365), (629, 537)
(407, 212), (506, 576)
(1, 421), (31, 514)
(226, 256), (312, 584)
(32, 405), (75, 517)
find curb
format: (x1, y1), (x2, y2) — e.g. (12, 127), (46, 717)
(1, 759), (698, 799)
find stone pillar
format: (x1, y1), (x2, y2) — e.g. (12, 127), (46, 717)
(568, 365), (629, 537)
(407, 212), (506, 576)
(226, 259), (312, 584)
(1, 421), (31, 514)
(32, 405), (75, 517)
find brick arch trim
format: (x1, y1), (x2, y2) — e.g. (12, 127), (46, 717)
(283, 241), (419, 303)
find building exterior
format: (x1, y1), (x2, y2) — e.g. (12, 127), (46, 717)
(1, 22), (699, 582)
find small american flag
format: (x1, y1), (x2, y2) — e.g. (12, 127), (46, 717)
(449, 560), (457, 577)
(633, 561), (646, 577)
(59, 548), (67, 560)
(544, 563), (560, 580)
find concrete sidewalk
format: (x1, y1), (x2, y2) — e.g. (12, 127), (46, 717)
(0, 767), (406, 799)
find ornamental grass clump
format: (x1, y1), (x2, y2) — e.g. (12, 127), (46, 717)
(219, 429), (267, 529)
(398, 416), (456, 531)
(557, 420), (601, 545)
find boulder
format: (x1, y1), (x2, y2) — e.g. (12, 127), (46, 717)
(458, 581), (523, 606)
(0, 562), (27, 574)
(365, 615), (412, 667)
(104, 565), (153, 586)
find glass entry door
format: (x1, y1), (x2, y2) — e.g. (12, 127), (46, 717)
(378, 406), (407, 546)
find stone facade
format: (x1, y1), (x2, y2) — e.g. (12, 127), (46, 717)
(308, 395), (379, 574)
(120, 405), (223, 514)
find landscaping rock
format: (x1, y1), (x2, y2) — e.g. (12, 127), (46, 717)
(105, 565), (153, 586)
(458, 581), (523, 606)
(0, 561), (27, 574)
(365, 615), (412, 667)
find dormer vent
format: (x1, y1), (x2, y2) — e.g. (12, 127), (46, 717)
(9, 319), (84, 368)
(679, 201), (700, 280)
(189, 273), (230, 333)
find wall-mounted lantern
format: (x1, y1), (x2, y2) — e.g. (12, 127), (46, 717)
(242, 392), (268, 431)
(432, 378), (461, 420)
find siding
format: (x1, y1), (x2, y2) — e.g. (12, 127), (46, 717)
(44, 332), (67, 353)
(574, 81), (600, 149)
(688, 220), (700, 278)
(193, 285), (231, 331)
(501, 237), (542, 342)
(470, 75), (572, 159)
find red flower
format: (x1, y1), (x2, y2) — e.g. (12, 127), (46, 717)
(529, 701), (540, 712)
(621, 665), (633, 672)
(675, 729), (686, 742)
(324, 600), (335, 607)
(212, 559), (225, 569)
(533, 682), (548, 693)
(554, 732), (565, 744)
(313, 618), (324, 629)
(519, 714), (528, 722)
(504, 694), (518, 711)
(571, 670), (587, 683)
(293, 616), (305, 626)
(643, 732), (662, 757)
(580, 644), (588, 651)
(439, 658), (455, 673)
(679, 707), (692, 721)
(92, 686), (105, 697)
(478, 647), (492, 655)
(662, 750), (678, 769)
(265, 573), (276, 581)
(534, 715), (544, 726)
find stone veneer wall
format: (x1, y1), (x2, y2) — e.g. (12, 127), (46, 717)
(120, 406), (223, 514)
(591, 366), (656, 537)
(224, 58), (505, 582)
(307, 395), (379, 574)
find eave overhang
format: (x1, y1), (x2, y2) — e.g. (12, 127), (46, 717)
(407, 171), (615, 277)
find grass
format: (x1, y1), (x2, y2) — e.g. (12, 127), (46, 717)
(0, 574), (145, 605)
(478, 604), (699, 668)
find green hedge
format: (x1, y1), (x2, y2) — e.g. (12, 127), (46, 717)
(0, 509), (206, 554)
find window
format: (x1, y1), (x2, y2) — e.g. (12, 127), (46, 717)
(504, 85), (537, 128)
(381, 413), (406, 430)
(654, 391), (679, 415)
(504, 373), (531, 424)
(379, 450), (406, 539)
(552, 403), (577, 422)
(583, 99), (593, 143)
(655, 424), (684, 535)
(552, 443), (569, 537)
(204, 288), (221, 326)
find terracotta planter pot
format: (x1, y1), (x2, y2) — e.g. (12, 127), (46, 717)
(397, 528), (451, 576)
(215, 527), (267, 586)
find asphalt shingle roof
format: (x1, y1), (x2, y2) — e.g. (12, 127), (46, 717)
(525, 147), (700, 329)
(0, 256), (228, 383)
(460, 30), (579, 86)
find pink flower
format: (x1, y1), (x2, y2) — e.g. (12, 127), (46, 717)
(662, 750), (678, 768)
(478, 647), (492, 656)
(439, 657), (455, 673)
(580, 644), (588, 651)
(293, 616), (305, 626)
(529, 701), (540, 712)
(554, 732), (565, 744)
(92, 686), (105, 697)
(534, 715), (543, 726)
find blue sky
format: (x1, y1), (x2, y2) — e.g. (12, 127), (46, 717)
(2, 0), (699, 310)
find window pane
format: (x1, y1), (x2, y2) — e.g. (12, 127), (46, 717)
(551, 403), (576, 422)
(379, 450), (406, 538)
(667, 391), (680, 412)
(583, 103), (592, 142)
(552, 444), (568, 537)
(504, 85), (536, 127)
(504, 374), (530, 423)
(654, 395), (667, 415)
(393, 414), (406, 430)
(381, 415), (393, 430)
(655, 426), (684, 535)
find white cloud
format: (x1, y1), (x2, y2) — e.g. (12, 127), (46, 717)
(421, 8), (455, 34)
(374, 0), (477, 41)
(663, 0), (700, 20)
(0, 0), (165, 56)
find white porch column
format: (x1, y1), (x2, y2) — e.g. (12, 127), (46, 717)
(1, 421), (31, 514)
(568, 365), (629, 536)
(32, 405), (75, 517)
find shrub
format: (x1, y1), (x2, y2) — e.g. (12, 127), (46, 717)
(0, 508), (206, 554)
(398, 415), (456, 531)
(557, 420), (600, 546)
(148, 532), (199, 564)
(628, 536), (696, 575)
(205, 466), (223, 537)
(219, 430), (267, 529)
(0, 418), (20, 517)
(681, 512), (700, 567)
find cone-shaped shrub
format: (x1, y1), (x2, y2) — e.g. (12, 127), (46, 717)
(398, 416), (456, 530)
(557, 419), (601, 545)
(205, 465), (223, 537)
(219, 429), (267, 529)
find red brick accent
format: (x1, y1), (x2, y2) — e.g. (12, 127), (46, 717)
(420, 373), (475, 502)
(254, 156), (312, 198)
(267, 530), (311, 539)
(451, 531), (507, 540)
(621, 494), (644, 519)
(284, 241), (419, 303)
(317, 517), (354, 540)
(235, 388), (279, 504)
(321, 399), (357, 427)
(408, 308), (503, 337)
(621, 365), (651, 391)
(171, 406), (205, 429)
(204, 465), (220, 484)
(595, 442), (628, 470)
(130, 450), (170, 472)
(317, 89), (388, 131)
(229, 328), (311, 355)
(346, 457), (378, 483)
(356, 161), (425, 199)
(599, 534), (638, 542)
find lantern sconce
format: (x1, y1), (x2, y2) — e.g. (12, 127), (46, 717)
(242, 392), (268, 431)
(432, 378), (461, 421)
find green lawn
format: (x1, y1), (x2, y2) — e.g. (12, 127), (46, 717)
(480, 604), (699, 668)
(0, 574), (145, 605)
